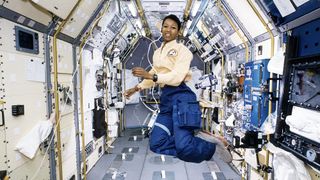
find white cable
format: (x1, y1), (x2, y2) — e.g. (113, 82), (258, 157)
(150, 85), (159, 111)
(139, 97), (156, 112)
(144, 36), (161, 74)
(142, 36), (162, 111)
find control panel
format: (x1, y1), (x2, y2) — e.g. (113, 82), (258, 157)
(243, 59), (274, 131)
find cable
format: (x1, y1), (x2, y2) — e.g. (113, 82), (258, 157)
(143, 35), (162, 110)
(139, 97), (156, 112)
(144, 36), (161, 73)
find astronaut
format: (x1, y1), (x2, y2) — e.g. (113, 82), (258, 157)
(124, 14), (232, 163)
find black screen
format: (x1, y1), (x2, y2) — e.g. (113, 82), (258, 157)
(18, 30), (34, 50)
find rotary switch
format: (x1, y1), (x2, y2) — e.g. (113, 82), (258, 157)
(306, 149), (317, 162)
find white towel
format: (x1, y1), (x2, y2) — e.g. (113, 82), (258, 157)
(15, 120), (53, 159)
(267, 143), (311, 180)
(286, 106), (320, 143)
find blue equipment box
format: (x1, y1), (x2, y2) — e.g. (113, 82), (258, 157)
(243, 59), (273, 130)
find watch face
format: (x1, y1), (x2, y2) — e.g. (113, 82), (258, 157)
(290, 62), (320, 109)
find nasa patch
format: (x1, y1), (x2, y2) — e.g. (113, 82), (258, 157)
(167, 49), (178, 57)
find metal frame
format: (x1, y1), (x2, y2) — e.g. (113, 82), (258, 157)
(254, 0), (280, 32)
(221, 0), (254, 60)
(72, 45), (81, 180)
(279, 8), (320, 32)
(186, 0), (209, 36)
(253, 29), (278, 44)
(73, 0), (109, 45)
(44, 17), (59, 180)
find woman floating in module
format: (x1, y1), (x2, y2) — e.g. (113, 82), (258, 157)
(125, 14), (232, 163)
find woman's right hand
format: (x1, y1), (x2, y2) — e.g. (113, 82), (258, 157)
(213, 134), (229, 148)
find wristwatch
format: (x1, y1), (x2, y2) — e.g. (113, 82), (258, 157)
(152, 74), (158, 82)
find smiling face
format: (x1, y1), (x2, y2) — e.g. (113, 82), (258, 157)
(161, 18), (179, 43)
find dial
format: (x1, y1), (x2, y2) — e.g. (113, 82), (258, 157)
(306, 149), (317, 162)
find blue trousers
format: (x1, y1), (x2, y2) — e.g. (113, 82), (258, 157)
(149, 83), (215, 163)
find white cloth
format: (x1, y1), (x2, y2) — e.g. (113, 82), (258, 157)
(267, 143), (311, 180)
(267, 50), (285, 75)
(15, 121), (53, 159)
(124, 69), (140, 104)
(286, 106), (320, 143)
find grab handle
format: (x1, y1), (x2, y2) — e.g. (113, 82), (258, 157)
(0, 109), (4, 126)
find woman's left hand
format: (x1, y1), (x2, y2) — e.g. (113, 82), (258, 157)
(132, 67), (153, 79)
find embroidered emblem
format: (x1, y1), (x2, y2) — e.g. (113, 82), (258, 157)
(167, 49), (178, 57)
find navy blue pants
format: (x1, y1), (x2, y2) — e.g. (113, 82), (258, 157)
(149, 83), (215, 163)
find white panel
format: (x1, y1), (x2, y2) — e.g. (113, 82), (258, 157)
(80, 111), (94, 146)
(273, 0), (296, 17)
(0, 20), (8, 173)
(293, 0), (309, 7)
(0, 23), (47, 172)
(107, 109), (119, 125)
(31, 0), (78, 19)
(8, 152), (50, 180)
(0, 48), (48, 179)
(0, 119), (7, 171)
(249, 167), (264, 180)
(0, 55), (45, 97)
(59, 114), (77, 180)
(1, 66), (47, 172)
(60, 0), (104, 38)
(0, 19), (45, 58)
(225, 0), (270, 38)
(60, 114), (76, 158)
(82, 65), (103, 112)
(255, 37), (279, 60)
(86, 136), (104, 173)
(3, 0), (52, 25)
(50, 39), (74, 74)
(0, 19), (53, 179)
(56, 74), (75, 116)
(51, 40), (75, 123)
(228, 32), (244, 46)
(244, 149), (259, 169)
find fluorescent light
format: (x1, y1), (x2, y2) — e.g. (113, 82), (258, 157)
(128, 2), (137, 17)
(186, 20), (192, 28)
(191, 1), (201, 17)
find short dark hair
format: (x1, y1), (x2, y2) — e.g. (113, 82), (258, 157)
(162, 14), (181, 30)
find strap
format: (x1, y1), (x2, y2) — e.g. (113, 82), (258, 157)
(154, 122), (171, 136)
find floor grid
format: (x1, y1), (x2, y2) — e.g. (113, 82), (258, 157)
(87, 128), (241, 180)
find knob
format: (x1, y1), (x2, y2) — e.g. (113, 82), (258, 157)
(306, 149), (317, 162)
